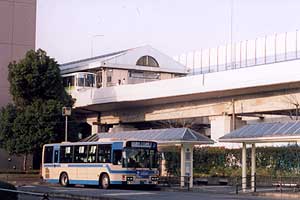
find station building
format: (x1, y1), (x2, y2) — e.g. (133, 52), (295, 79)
(60, 45), (187, 90)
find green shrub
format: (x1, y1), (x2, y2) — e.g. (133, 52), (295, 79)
(164, 145), (300, 177)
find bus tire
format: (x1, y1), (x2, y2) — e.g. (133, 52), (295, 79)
(59, 172), (69, 187)
(100, 173), (110, 189)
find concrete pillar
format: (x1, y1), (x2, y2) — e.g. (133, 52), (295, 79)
(180, 144), (193, 188)
(180, 144), (185, 187)
(242, 142), (247, 192)
(251, 143), (256, 192)
(86, 114), (100, 134)
(210, 115), (232, 145)
(210, 115), (245, 147)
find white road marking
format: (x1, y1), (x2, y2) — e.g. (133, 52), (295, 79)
(21, 185), (36, 188)
(103, 192), (155, 196)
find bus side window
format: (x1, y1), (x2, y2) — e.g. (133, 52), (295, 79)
(112, 150), (122, 165)
(74, 145), (88, 163)
(54, 150), (59, 163)
(44, 146), (53, 163)
(87, 145), (97, 163)
(60, 146), (73, 163)
(98, 144), (111, 163)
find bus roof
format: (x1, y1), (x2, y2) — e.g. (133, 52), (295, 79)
(43, 139), (156, 147)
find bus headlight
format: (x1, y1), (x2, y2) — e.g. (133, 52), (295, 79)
(151, 177), (159, 181)
(127, 176), (134, 181)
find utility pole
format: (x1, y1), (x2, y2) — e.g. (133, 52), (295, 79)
(230, 0), (234, 69)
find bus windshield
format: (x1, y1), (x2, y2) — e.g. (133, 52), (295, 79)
(123, 148), (158, 169)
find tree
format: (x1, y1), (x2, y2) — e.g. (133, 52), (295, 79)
(0, 104), (17, 153)
(0, 49), (73, 170)
(8, 49), (71, 107)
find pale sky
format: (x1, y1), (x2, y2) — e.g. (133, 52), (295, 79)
(36, 0), (300, 64)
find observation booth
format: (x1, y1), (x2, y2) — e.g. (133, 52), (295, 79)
(82, 128), (214, 188)
(62, 72), (97, 91)
(219, 121), (300, 192)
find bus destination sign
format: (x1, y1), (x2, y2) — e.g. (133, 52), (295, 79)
(127, 141), (157, 149)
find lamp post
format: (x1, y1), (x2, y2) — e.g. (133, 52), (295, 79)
(62, 107), (72, 142)
(91, 34), (104, 57)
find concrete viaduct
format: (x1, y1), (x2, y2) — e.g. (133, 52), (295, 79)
(72, 59), (300, 145)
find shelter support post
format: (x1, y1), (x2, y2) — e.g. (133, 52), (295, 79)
(251, 143), (256, 192)
(242, 142), (247, 192)
(180, 144), (193, 188)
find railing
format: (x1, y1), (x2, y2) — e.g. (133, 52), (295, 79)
(233, 174), (300, 194)
(159, 175), (191, 190)
(175, 30), (300, 75)
(190, 50), (300, 75)
(0, 188), (49, 200)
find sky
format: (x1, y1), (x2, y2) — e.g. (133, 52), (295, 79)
(36, 0), (300, 64)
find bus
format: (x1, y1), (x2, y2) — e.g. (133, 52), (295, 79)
(41, 140), (159, 189)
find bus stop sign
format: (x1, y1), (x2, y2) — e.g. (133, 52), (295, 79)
(62, 107), (72, 116)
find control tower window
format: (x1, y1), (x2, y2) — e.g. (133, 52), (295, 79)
(136, 56), (159, 67)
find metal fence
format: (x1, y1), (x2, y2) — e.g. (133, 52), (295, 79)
(160, 174), (300, 193)
(174, 30), (300, 75)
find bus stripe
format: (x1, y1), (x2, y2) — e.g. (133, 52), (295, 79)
(43, 164), (156, 174)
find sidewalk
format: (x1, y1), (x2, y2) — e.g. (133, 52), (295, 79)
(161, 184), (300, 199)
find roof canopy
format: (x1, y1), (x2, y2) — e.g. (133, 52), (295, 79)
(81, 128), (214, 145)
(219, 121), (300, 143)
(60, 45), (187, 75)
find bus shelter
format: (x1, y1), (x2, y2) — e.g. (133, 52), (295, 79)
(82, 128), (214, 188)
(219, 121), (300, 192)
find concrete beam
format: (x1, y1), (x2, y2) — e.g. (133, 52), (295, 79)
(99, 91), (300, 124)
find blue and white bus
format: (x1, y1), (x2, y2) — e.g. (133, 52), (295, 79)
(41, 140), (159, 189)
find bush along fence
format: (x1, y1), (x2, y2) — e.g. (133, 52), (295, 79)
(163, 145), (300, 178)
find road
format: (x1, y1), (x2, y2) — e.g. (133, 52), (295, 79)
(15, 184), (288, 200)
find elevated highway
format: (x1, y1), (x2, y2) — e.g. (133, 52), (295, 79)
(71, 59), (300, 144)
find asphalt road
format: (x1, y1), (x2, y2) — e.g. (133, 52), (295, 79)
(15, 184), (288, 200)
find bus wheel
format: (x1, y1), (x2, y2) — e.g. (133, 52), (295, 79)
(100, 173), (110, 189)
(60, 172), (69, 187)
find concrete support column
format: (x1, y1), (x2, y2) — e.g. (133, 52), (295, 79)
(180, 144), (185, 187)
(86, 114), (100, 134)
(251, 143), (256, 192)
(180, 144), (193, 188)
(242, 142), (247, 192)
(209, 115), (245, 147)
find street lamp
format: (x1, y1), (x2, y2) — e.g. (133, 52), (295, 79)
(62, 107), (72, 142)
(91, 34), (104, 57)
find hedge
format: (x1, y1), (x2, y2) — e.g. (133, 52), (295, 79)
(163, 145), (300, 177)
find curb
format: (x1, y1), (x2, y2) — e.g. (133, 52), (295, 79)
(46, 192), (121, 200)
(253, 192), (300, 199)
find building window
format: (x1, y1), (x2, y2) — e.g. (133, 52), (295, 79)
(136, 55), (159, 67)
(63, 76), (75, 87)
(129, 70), (160, 79)
(107, 76), (112, 82)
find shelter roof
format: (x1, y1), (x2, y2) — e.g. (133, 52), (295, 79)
(81, 128), (214, 145)
(219, 121), (300, 143)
